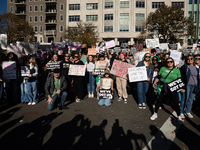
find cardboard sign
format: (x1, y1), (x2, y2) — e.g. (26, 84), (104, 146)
(110, 60), (135, 79)
(21, 66), (30, 77)
(47, 62), (60, 70)
(133, 50), (150, 62)
(88, 48), (97, 55)
(7, 45), (22, 58)
(68, 65), (86, 76)
(159, 43), (169, 50)
(99, 89), (113, 99)
(168, 44), (177, 50)
(106, 40), (115, 49)
(168, 78), (185, 92)
(128, 66), (148, 82)
(121, 43), (128, 48)
(68, 42), (82, 51)
(133, 44), (143, 51)
(170, 50), (182, 66)
(130, 47), (137, 55)
(94, 69), (105, 77)
(114, 47), (121, 53)
(146, 38), (159, 48)
(2, 61), (16, 79)
(0, 34), (7, 50)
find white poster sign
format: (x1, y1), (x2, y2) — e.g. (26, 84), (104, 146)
(170, 50), (182, 66)
(159, 43), (169, 51)
(68, 65), (86, 76)
(0, 34), (7, 50)
(106, 40), (115, 49)
(128, 66), (148, 82)
(146, 38), (159, 48)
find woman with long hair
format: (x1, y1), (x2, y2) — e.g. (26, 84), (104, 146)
(136, 53), (154, 109)
(26, 56), (38, 105)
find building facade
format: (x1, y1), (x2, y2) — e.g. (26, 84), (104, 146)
(7, 0), (189, 45)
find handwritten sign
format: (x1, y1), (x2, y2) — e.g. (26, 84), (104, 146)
(106, 40), (115, 49)
(68, 65), (86, 76)
(181, 49), (191, 55)
(88, 48), (97, 55)
(47, 62), (60, 70)
(133, 50), (150, 62)
(128, 66), (147, 82)
(122, 49), (128, 53)
(168, 78), (185, 92)
(99, 90), (113, 99)
(168, 44), (177, 50)
(110, 60), (135, 79)
(2, 61), (16, 79)
(130, 47), (137, 54)
(114, 47), (121, 53)
(156, 48), (163, 54)
(146, 38), (159, 48)
(68, 42), (82, 51)
(121, 43), (128, 48)
(159, 43), (169, 51)
(133, 44), (143, 51)
(94, 69), (105, 77)
(170, 50), (182, 66)
(21, 66), (30, 77)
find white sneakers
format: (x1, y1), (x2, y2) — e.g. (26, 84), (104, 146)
(124, 99), (127, 104)
(118, 97), (123, 101)
(150, 112), (158, 120)
(88, 93), (91, 98)
(28, 102), (36, 105)
(178, 116), (184, 125)
(180, 113), (185, 119)
(185, 113), (194, 118)
(88, 93), (94, 98)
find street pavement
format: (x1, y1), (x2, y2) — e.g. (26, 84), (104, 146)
(0, 92), (200, 150)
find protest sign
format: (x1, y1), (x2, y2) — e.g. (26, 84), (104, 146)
(155, 48), (163, 54)
(167, 78), (185, 92)
(133, 50), (150, 62)
(159, 43), (169, 50)
(177, 42), (181, 50)
(35, 51), (41, 59)
(128, 66), (148, 82)
(110, 60), (135, 79)
(146, 38), (159, 48)
(68, 65), (86, 76)
(121, 43), (128, 48)
(68, 42), (82, 51)
(106, 40), (115, 49)
(0, 34), (7, 50)
(2, 61), (16, 79)
(38, 44), (52, 51)
(47, 62), (60, 70)
(181, 49), (191, 55)
(122, 49), (128, 53)
(170, 50), (182, 65)
(16, 42), (37, 55)
(58, 50), (63, 55)
(168, 44), (178, 50)
(96, 42), (106, 52)
(21, 66), (30, 77)
(114, 47), (121, 53)
(133, 44), (143, 51)
(130, 47), (137, 54)
(94, 69), (105, 77)
(88, 48), (97, 55)
(7, 45), (22, 58)
(99, 90), (113, 99)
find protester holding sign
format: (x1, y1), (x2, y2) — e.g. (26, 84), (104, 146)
(180, 55), (199, 119)
(46, 54), (60, 70)
(151, 57), (185, 125)
(116, 53), (129, 104)
(26, 56), (38, 105)
(98, 70), (113, 107)
(137, 53), (154, 109)
(126, 54), (135, 65)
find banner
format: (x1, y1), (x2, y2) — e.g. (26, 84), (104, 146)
(88, 48), (97, 55)
(121, 43), (128, 48)
(99, 89), (113, 99)
(159, 43), (169, 51)
(7, 45), (22, 58)
(133, 44), (143, 51)
(128, 66), (148, 82)
(68, 65), (86, 76)
(146, 38), (159, 48)
(47, 62), (60, 70)
(16, 42), (37, 55)
(168, 44), (177, 50)
(106, 40), (115, 49)
(0, 34), (7, 50)
(68, 42), (82, 51)
(114, 47), (121, 53)
(2, 61), (16, 79)
(21, 66), (30, 77)
(110, 60), (135, 79)
(94, 69), (105, 77)
(133, 50), (150, 62)
(170, 50), (182, 66)
(167, 78), (185, 92)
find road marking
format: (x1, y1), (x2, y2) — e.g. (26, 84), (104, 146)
(143, 112), (181, 150)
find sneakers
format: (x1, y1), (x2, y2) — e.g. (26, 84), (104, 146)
(88, 93), (91, 98)
(118, 97), (123, 101)
(178, 116), (184, 125)
(32, 102), (36, 105)
(91, 93), (94, 98)
(28, 102), (32, 105)
(124, 99), (127, 104)
(76, 98), (81, 102)
(138, 103), (143, 109)
(180, 113), (185, 119)
(150, 112), (158, 120)
(142, 103), (146, 109)
(185, 113), (193, 118)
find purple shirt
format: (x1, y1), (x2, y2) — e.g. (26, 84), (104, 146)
(188, 66), (198, 85)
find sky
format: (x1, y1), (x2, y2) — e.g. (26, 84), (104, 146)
(0, 0), (7, 15)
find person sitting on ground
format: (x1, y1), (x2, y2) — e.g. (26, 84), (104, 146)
(45, 68), (68, 111)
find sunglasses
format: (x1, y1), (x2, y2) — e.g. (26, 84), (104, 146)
(153, 59), (158, 61)
(74, 56), (79, 58)
(195, 58), (200, 60)
(167, 61), (173, 64)
(187, 58), (194, 61)
(65, 55), (69, 57)
(145, 56), (150, 58)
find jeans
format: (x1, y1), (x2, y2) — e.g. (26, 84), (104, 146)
(27, 81), (38, 103)
(20, 81), (28, 102)
(0, 81), (3, 102)
(137, 81), (150, 104)
(87, 72), (95, 93)
(180, 84), (196, 114)
(47, 91), (67, 111)
(6, 79), (19, 102)
(98, 99), (111, 107)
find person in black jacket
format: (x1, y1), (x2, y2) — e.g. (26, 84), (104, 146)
(45, 69), (68, 111)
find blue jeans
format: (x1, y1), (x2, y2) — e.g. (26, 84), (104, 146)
(180, 84), (196, 113)
(47, 91), (67, 111)
(20, 81), (28, 102)
(87, 72), (95, 93)
(27, 81), (38, 103)
(137, 81), (150, 104)
(98, 99), (111, 107)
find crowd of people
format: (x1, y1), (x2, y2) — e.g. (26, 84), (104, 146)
(0, 47), (200, 125)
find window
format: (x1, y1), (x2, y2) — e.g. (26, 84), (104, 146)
(30, 16), (32, 22)
(10, 7), (13, 13)
(120, 1), (129, 8)
(60, 26), (63, 32)
(136, 13), (145, 20)
(104, 14), (113, 20)
(60, 15), (63, 21)
(30, 6), (32, 11)
(40, 16), (43, 22)
(35, 6), (38, 11)
(86, 15), (98, 21)
(34, 26), (38, 32)
(152, 2), (164, 8)
(104, 26), (113, 32)
(135, 26), (144, 32)
(105, 2), (113, 8)
(60, 4), (64, 10)
(40, 5), (43, 11)
(35, 16), (38, 22)
(172, 2), (184, 8)
(136, 1), (145, 8)
(69, 4), (80, 10)
(120, 13), (129, 32)
(40, 37), (42, 43)
(86, 3), (98, 10)
(10, 0), (13, 2)
(69, 15), (80, 22)
(40, 26), (42, 32)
